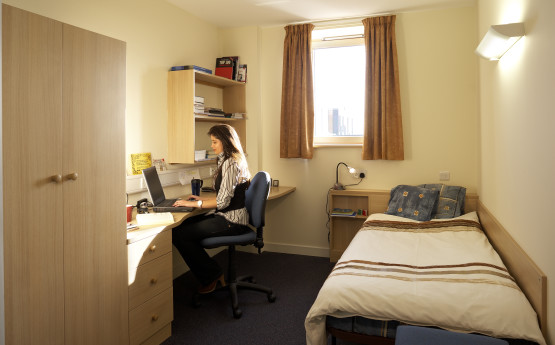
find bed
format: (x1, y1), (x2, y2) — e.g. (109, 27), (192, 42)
(305, 185), (546, 345)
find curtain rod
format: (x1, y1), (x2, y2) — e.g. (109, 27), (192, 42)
(287, 12), (393, 27)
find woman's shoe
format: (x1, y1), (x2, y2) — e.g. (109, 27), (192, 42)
(198, 274), (226, 294)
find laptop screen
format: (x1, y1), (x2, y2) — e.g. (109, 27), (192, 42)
(142, 167), (166, 206)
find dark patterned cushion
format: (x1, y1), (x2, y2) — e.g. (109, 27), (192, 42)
(385, 185), (439, 221)
(418, 184), (466, 219)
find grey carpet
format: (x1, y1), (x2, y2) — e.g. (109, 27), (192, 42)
(161, 250), (359, 345)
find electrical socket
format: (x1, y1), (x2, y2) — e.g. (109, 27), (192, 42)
(209, 166), (216, 175)
(439, 171), (450, 181)
(354, 169), (367, 179)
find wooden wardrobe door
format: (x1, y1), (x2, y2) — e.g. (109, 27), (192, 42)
(2, 5), (65, 345)
(61, 25), (128, 345)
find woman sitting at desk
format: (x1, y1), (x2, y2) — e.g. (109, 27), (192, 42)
(172, 124), (251, 294)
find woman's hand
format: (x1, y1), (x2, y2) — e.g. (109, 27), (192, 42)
(173, 195), (216, 209)
(172, 197), (198, 207)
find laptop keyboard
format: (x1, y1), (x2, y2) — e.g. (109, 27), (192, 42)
(156, 199), (177, 207)
(153, 206), (193, 212)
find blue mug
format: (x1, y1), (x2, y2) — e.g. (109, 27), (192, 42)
(191, 178), (203, 196)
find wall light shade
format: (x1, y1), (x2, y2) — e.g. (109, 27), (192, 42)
(475, 23), (525, 61)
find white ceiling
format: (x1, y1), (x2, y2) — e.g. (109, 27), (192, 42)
(165, 0), (475, 28)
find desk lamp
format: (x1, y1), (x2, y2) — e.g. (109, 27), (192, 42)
(333, 162), (365, 190)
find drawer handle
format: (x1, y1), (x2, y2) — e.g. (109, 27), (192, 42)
(151, 314), (159, 322)
(150, 278), (158, 285)
(149, 245), (156, 252)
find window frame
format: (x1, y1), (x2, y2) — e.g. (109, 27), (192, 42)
(312, 26), (365, 147)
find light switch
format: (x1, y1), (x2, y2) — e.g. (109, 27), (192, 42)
(439, 171), (450, 181)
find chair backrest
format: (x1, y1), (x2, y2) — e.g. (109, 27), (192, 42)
(245, 171), (271, 229)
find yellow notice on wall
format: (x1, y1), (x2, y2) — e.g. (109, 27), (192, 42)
(131, 152), (152, 175)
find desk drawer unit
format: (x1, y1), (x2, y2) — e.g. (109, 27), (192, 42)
(128, 229), (173, 345)
(128, 230), (172, 269)
(129, 287), (174, 345)
(129, 252), (172, 310)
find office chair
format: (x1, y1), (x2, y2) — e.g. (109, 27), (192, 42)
(194, 171), (276, 318)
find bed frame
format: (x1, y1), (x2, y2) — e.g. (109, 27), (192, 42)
(327, 192), (547, 343)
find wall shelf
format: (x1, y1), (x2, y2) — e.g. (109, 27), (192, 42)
(167, 70), (246, 164)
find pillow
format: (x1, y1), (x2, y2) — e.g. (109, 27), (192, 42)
(418, 184), (466, 219)
(385, 185), (439, 221)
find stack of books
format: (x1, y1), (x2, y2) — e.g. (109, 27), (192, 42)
(194, 96), (205, 114)
(194, 107), (226, 118)
(170, 65), (212, 74)
(206, 149), (218, 160)
(194, 150), (207, 161)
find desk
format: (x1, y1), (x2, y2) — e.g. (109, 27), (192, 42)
(126, 186), (295, 345)
(268, 185), (296, 200)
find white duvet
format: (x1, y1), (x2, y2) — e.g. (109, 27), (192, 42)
(305, 212), (545, 345)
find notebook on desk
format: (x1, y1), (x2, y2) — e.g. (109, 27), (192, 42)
(142, 166), (193, 212)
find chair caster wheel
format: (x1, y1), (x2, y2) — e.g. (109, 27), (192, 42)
(233, 308), (243, 318)
(268, 292), (276, 303)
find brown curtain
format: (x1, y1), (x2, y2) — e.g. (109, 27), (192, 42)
(362, 16), (404, 160)
(280, 24), (315, 159)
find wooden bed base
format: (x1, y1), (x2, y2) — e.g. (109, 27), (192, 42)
(476, 200), (547, 336)
(327, 192), (547, 343)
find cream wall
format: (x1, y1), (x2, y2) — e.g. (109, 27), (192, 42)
(258, 7), (479, 255)
(2, 0), (221, 175)
(477, 0), (555, 343)
(218, 26), (263, 173)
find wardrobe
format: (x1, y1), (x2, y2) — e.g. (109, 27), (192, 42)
(2, 4), (128, 344)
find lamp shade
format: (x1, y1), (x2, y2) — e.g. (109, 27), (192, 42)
(475, 23), (524, 60)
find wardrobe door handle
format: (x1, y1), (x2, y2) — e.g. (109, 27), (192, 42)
(51, 174), (62, 183)
(67, 172), (79, 180)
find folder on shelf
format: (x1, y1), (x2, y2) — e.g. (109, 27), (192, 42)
(215, 57), (234, 79)
(331, 208), (356, 217)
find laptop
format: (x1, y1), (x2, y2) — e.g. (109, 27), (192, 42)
(142, 166), (193, 212)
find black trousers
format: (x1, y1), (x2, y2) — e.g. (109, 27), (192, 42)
(172, 213), (251, 286)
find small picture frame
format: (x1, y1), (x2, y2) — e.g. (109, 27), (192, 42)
(272, 179), (280, 187)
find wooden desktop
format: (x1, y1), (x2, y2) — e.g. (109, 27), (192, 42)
(126, 186), (295, 345)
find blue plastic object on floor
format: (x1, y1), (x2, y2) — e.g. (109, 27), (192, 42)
(395, 326), (509, 345)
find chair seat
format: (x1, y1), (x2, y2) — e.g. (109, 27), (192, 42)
(200, 230), (256, 249)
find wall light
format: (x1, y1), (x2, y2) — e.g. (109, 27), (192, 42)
(333, 162), (366, 190)
(475, 23), (524, 61)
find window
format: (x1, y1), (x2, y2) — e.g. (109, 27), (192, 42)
(312, 25), (365, 146)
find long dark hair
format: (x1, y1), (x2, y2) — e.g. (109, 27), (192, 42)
(208, 124), (249, 179)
